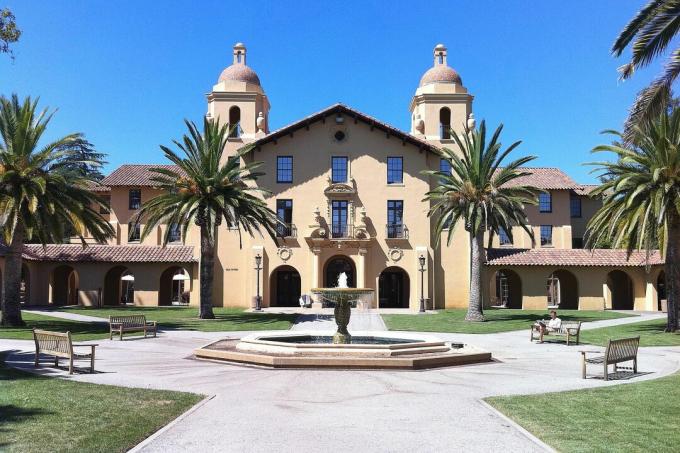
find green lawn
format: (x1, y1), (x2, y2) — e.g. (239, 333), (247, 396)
(0, 307), (296, 341)
(383, 308), (634, 334)
(0, 361), (203, 452)
(487, 372), (680, 453)
(580, 317), (680, 347)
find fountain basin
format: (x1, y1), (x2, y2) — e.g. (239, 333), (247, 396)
(194, 331), (492, 369)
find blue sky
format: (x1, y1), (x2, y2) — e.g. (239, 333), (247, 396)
(0, 0), (662, 183)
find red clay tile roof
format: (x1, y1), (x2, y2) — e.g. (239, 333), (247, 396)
(574, 184), (599, 196)
(101, 165), (184, 187)
(500, 167), (582, 190)
(83, 180), (110, 192)
(7, 244), (196, 263)
(486, 248), (663, 267)
(247, 103), (439, 154)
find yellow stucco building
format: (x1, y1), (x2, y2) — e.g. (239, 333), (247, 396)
(0, 43), (666, 312)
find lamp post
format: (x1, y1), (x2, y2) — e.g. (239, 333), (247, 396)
(418, 254), (426, 313)
(254, 254), (262, 311)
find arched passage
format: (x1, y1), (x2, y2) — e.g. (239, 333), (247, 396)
(324, 256), (356, 288)
(51, 265), (79, 306)
(270, 265), (301, 307)
(104, 266), (134, 306)
(20, 264), (30, 304)
(378, 266), (410, 308)
(546, 270), (578, 309)
(159, 266), (190, 306)
(492, 269), (522, 308)
(228, 106), (241, 138)
(607, 270), (634, 310)
(657, 271), (666, 311)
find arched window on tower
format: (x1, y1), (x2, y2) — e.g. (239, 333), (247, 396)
(438, 53), (444, 65)
(228, 106), (241, 138)
(439, 107), (451, 139)
(236, 51), (242, 63)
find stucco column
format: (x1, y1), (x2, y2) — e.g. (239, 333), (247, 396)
(603, 282), (611, 310)
(357, 248), (367, 288)
(311, 247), (321, 288)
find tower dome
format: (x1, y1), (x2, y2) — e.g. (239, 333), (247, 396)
(418, 44), (463, 87)
(217, 43), (261, 86)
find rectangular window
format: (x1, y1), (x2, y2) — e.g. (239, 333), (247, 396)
(499, 227), (512, 246)
(387, 157), (403, 184)
(539, 192), (552, 213)
(276, 199), (294, 237)
(331, 200), (348, 238)
(331, 156), (348, 183)
(540, 225), (553, 246)
(128, 222), (141, 242)
(387, 200), (404, 238)
(572, 237), (584, 249)
(100, 194), (111, 214)
(129, 189), (141, 210)
(570, 196), (582, 218)
(276, 156), (293, 183)
(169, 223), (181, 243)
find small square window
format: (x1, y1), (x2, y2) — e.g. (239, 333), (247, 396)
(331, 157), (348, 183)
(277, 156), (293, 183)
(439, 158), (451, 175)
(572, 237), (584, 249)
(387, 157), (403, 184)
(570, 196), (582, 218)
(169, 223), (182, 243)
(129, 189), (141, 210)
(539, 192), (552, 213)
(540, 225), (553, 246)
(128, 222), (141, 242)
(499, 227), (512, 246)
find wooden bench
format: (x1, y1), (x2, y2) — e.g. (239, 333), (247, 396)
(530, 320), (582, 345)
(109, 315), (157, 340)
(33, 329), (97, 375)
(581, 336), (640, 380)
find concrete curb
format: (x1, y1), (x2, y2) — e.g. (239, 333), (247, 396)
(128, 394), (215, 452)
(478, 399), (556, 453)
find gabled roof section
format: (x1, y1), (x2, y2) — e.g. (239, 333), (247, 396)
(486, 248), (663, 267)
(0, 244), (196, 263)
(101, 164), (184, 187)
(499, 167), (582, 191)
(246, 103), (439, 153)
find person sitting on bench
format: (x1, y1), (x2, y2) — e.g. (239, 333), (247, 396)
(534, 310), (562, 343)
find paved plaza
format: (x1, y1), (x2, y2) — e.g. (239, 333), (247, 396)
(3, 311), (677, 452)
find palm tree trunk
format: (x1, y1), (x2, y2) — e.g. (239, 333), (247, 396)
(665, 214), (680, 332)
(198, 226), (215, 320)
(465, 231), (485, 322)
(1, 224), (26, 327)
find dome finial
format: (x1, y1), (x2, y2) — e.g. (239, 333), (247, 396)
(233, 42), (246, 65)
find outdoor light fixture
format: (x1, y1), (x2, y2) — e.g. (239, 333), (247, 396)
(254, 253), (263, 311)
(418, 255), (426, 313)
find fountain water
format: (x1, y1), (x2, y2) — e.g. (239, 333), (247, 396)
(311, 272), (374, 344)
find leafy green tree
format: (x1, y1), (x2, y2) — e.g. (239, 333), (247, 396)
(588, 106), (680, 331)
(422, 121), (538, 321)
(0, 94), (114, 326)
(613, 0), (680, 141)
(0, 8), (20, 58)
(135, 119), (279, 319)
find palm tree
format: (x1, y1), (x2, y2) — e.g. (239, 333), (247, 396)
(135, 118), (279, 319)
(588, 106), (680, 332)
(0, 94), (114, 326)
(613, 0), (680, 141)
(423, 121), (539, 321)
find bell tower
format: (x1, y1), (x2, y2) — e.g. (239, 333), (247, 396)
(409, 44), (474, 142)
(206, 43), (270, 140)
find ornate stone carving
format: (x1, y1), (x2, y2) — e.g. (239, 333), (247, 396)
(277, 246), (292, 262)
(389, 247), (404, 262)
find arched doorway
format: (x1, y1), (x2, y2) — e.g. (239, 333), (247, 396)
(492, 269), (522, 308)
(270, 265), (301, 307)
(51, 265), (79, 306)
(379, 267), (410, 308)
(159, 266), (190, 306)
(657, 271), (666, 311)
(20, 264), (29, 304)
(104, 266), (134, 306)
(324, 256), (356, 288)
(607, 270), (634, 310)
(546, 270), (578, 309)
